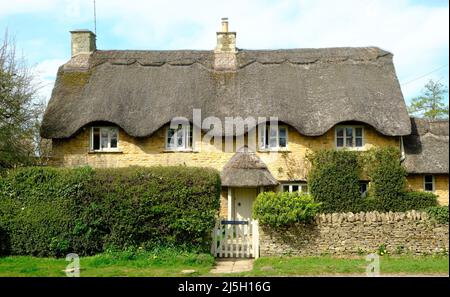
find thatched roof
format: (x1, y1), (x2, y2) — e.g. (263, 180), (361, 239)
(221, 148), (278, 187)
(41, 47), (411, 139)
(403, 118), (449, 174)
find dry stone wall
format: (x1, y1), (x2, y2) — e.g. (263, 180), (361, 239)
(259, 211), (449, 256)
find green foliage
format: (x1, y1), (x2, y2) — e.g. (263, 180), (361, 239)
(0, 166), (221, 257)
(408, 79), (449, 120)
(253, 191), (321, 227)
(361, 147), (409, 211)
(308, 149), (362, 213)
(377, 244), (388, 256)
(426, 206), (449, 224)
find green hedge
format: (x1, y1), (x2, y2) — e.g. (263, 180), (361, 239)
(308, 150), (362, 213)
(426, 206), (449, 224)
(253, 192), (321, 227)
(362, 147), (408, 211)
(0, 166), (221, 257)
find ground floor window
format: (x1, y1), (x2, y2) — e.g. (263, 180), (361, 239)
(281, 183), (308, 194)
(359, 181), (369, 197)
(424, 175), (435, 192)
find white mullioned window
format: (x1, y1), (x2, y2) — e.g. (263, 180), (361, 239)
(281, 183), (308, 194)
(91, 127), (119, 151)
(335, 126), (364, 148)
(166, 124), (192, 151)
(424, 175), (435, 192)
(259, 124), (288, 150)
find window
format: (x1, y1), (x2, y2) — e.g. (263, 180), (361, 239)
(424, 175), (435, 192)
(281, 183), (308, 194)
(91, 127), (119, 151)
(166, 124), (192, 151)
(359, 181), (369, 197)
(259, 125), (288, 150)
(336, 126), (364, 148)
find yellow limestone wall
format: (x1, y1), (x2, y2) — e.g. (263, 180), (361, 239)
(51, 124), (401, 218)
(51, 124), (400, 178)
(407, 174), (449, 206)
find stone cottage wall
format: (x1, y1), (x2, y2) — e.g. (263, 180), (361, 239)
(259, 211), (449, 256)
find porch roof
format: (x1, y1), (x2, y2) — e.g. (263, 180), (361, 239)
(220, 149), (278, 187)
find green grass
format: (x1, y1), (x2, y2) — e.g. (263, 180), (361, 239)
(0, 250), (215, 277)
(242, 255), (449, 276)
(0, 253), (448, 277)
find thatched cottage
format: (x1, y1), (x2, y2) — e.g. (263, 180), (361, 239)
(41, 19), (449, 220)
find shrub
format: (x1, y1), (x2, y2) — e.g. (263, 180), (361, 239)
(308, 150), (361, 213)
(0, 166), (221, 257)
(253, 191), (321, 227)
(399, 191), (438, 212)
(361, 147), (408, 211)
(426, 206), (449, 224)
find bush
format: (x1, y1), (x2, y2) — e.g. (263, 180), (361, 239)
(253, 192), (321, 227)
(308, 150), (362, 213)
(362, 147), (408, 211)
(0, 166), (221, 257)
(426, 206), (449, 224)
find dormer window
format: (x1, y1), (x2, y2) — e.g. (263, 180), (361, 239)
(259, 125), (288, 151)
(335, 126), (364, 149)
(91, 127), (119, 152)
(166, 124), (192, 151)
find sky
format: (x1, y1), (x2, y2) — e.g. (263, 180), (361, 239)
(0, 0), (448, 106)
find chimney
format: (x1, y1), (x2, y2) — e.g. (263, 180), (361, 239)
(214, 18), (237, 71)
(70, 30), (96, 57)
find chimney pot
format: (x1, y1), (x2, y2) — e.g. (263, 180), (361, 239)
(221, 17), (229, 32)
(70, 30), (96, 57)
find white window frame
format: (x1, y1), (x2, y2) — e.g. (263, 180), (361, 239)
(280, 183), (308, 194)
(335, 125), (365, 150)
(423, 175), (435, 192)
(90, 127), (119, 152)
(165, 124), (192, 151)
(259, 124), (288, 151)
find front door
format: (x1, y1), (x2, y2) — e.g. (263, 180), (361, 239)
(234, 188), (257, 221)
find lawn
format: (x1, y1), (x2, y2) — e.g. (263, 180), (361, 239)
(0, 253), (448, 277)
(0, 250), (215, 277)
(243, 255), (449, 276)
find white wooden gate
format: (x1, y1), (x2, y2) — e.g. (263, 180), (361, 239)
(211, 220), (259, 258)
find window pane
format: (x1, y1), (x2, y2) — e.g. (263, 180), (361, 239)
(355, 128), (363, 137)
(346, 137), (353, 147)
(93, 128), (100, 150)
(110, 129), (118, 148)
(336, 128), (344, 137)
(279, 137), (287, 147)
(177, 129), (183, 147)
(345, 127), (353, 137)
(359, 182), (368, 194)
(269, 126), (277, 137)
(355, 137), (363, 147)
(424, 183), (433, 191)
(302, 185), (308, 193)
(292, 185), (299, 192)
(279, 127), (287, 138)
(167, 129), (175, 147)
(269, 137), (277, 148)
(336, 137), (344, 147)
(424, 175), (433, 183)
(282, 185), (290, 192)
(101, 129), (109, 149)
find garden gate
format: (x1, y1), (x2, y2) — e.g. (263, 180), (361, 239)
(211, 220), (259, 258)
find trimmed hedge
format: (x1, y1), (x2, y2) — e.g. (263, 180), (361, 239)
(253, 192), (321, 227)
(362, 147), (408, 211)
(0, 166), (221, 257)
(426, 206), (449, 224)
(308, 150), (362, 213)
